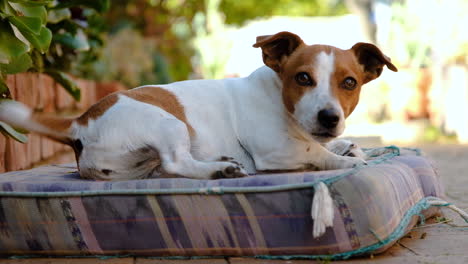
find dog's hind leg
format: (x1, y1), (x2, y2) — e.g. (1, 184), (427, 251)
(156, 118), (248, 179)
(77, 114), (246, 180)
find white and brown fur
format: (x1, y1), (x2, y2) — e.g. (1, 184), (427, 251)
(0, 31), (397, 181)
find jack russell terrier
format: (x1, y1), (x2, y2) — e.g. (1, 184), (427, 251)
(0, 31), (397, 181)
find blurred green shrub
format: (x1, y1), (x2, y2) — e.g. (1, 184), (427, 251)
(43, 1), (109, 99)
(82, 27), (171, 87)
(103, 0), (205, 82)
(0, 0), (52, 99)
(220, 0), (347, 25)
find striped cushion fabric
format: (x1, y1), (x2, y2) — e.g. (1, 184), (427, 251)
(0, 146), (443, 259)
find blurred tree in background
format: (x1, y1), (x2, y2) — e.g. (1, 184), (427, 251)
(100, 0), (205, 83)
(221, 0), (347, 25)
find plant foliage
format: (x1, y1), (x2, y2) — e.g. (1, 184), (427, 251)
(0, 0), (109, 142)
(220, 0), (347, 25)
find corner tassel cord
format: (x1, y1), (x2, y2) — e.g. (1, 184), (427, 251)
(311, 182), (334, 238)
(427, 197), (468, 223)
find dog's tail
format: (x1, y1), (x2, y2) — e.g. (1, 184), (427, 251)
(0, 100), (75, 144)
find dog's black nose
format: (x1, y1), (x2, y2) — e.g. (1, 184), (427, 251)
(318, 109), (339, 129)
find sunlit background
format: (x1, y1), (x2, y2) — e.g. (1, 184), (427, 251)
(77, 0), (468, 145)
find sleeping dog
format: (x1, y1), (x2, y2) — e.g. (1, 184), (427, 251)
(0, 31), (397, 181)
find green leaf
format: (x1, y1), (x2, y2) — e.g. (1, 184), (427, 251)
(0, 121), (28, 143)
(0, 21), (29, 64)
(7, 16), (42, 34)
(53, 0), (110, 13)
(45, 70), (81, 101)
(9, 3), (47, 23)
(8, 0), (49, 4)
(0, 1), (8, 16)
(53, 29), (89, 51)
(8, 0), (52, 7)
(1, 1), (17, 17)
(47, 8), (71, 24)
(0, 52), (32, 74)
(20, 25), (51, 53)
(30, 49), (44, 71)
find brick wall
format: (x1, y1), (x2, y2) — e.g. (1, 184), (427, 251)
(0, 73), (125, 173)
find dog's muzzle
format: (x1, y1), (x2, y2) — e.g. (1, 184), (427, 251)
(317, 109), (339, 129)
(310, 108), (341, 142)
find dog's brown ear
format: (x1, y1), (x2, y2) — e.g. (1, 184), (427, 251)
(351, 42), (398, 83)
(253, 31), (304, 72)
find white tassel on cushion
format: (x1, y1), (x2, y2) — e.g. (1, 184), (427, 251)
(311, 182), (334, 238)
(427, 197), (468, 222)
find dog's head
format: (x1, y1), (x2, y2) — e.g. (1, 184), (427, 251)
(253, 31), (397, 143)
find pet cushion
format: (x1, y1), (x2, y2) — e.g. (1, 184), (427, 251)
(0, 146), (444, 259)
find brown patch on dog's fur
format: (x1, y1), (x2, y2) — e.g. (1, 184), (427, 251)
(122, 87), (194, 135)
(280, 45), (334, 113)
(77, 93), (119, 125)
(75, 86), (194, 136)
(331, 48), (364, 117)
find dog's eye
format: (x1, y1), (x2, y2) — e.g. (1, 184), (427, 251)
(295, 72), (315, 86)
(341, 77), (357, 90)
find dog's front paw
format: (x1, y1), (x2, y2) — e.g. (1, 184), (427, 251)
(326, 139), (367, 159)
(324, 155), (367, 170)
(211, 160), (248, 179)
(341, 156), (367, 169)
